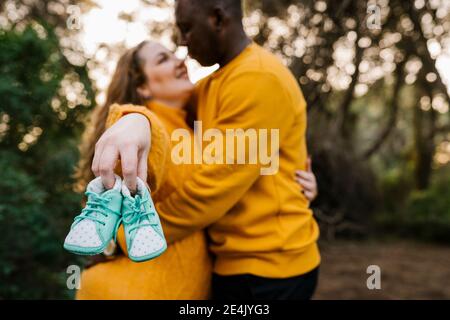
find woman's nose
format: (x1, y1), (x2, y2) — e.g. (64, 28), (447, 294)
(175, 57), (186, 68)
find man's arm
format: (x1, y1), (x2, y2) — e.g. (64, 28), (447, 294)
(157, 71), (296, 243)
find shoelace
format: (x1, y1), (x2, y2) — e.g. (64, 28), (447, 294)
(74, 191), (121, 227)
(121, 195), (158, 235)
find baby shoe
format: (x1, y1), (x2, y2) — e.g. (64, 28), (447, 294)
(121, 178), (167, 262)
(64, 175), (123, 255)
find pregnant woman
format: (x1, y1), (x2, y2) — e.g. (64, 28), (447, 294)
(74, 40), (318, 299)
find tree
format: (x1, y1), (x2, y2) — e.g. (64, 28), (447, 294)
(243, 0), (450, 237)
(0, 22), (95, 298)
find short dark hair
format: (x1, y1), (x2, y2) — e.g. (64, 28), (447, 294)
(220, 0), (243, 18)
(183, 0), (243, 19)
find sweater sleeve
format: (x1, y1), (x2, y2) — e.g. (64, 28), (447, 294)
(156, 71), (296, 243)
(105, 103), (171, 193)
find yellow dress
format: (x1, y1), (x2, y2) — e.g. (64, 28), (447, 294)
(76, 102), (212, 300)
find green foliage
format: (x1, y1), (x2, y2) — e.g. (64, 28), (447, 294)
(0, 23), (93, 299)
(403, 169), (450, 237)
(406, 184), (450, 224)
(376, 166), (450, 243)
(378, 164), (415, 214)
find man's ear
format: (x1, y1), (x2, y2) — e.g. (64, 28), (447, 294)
(210, 6), (226, 32)
(137, 85), (152, 100)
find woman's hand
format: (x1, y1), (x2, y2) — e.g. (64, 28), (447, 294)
(295, 157), (318, 202)
(92, 113), (151, 193)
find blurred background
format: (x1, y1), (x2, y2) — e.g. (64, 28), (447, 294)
(0, 0), (449, 299)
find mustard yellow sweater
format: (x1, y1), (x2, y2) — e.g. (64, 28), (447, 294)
(107, 43), (320, 279)
(76, 102), (212, 300)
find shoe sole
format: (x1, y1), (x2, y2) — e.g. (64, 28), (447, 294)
(128, 241), (168, 263)
(63, 239), (111, 256)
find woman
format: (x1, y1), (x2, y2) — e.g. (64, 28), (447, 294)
(74, 40), (318, 299)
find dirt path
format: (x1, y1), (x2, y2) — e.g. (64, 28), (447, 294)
(313, 240), (450, 299)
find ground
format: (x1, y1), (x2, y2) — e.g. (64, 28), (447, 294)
(313, 240), (450, 299)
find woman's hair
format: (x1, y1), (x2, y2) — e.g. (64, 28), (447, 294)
(73, 41), (149, 192)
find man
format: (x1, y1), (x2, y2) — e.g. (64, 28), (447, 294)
(93, 0), (320, 299)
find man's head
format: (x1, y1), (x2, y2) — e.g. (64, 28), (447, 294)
(175, 0), (245, 66)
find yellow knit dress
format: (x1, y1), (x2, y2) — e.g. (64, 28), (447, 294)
(76, 102), (212, 300)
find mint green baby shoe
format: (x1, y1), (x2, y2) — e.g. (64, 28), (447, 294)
(121, 178), (167, 262)
(64, 175), (123, 256)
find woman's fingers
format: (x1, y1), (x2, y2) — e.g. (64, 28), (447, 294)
(99, 145), (119, 189)
(306, 157), (312, 172)
(295, 177), (315, 192)
(295, 170), (314, 181)
(91, 113), (152, 192)
(295, 177), (315, 191)
(295, 168), (318, 201)
(296, 177), (316, 201)
(92, 140), (105, 177)
(120, 145), (139, 193)
(137, 148), (149, 187)
(304, 191), (315, 202)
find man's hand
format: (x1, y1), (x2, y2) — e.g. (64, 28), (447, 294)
(92, 113), (151, 193)
(295, 157), (318, 202)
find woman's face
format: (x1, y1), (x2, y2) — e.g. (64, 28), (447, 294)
(137, 41), (194, 104)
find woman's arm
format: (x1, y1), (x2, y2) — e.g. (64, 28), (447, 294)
(92, 113), (150, 192)
(92, 104), (170, 194)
